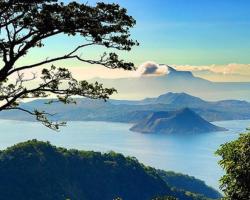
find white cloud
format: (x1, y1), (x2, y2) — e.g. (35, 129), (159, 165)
(173, 63), (250, 76)
(136, 61), (168, 76)
(171, 63), (250, 82)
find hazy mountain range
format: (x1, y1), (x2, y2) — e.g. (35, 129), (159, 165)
(91, 66), (250, 101)
(1, 92), (250, 133)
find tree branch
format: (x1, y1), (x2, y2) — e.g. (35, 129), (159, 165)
(7, 43), (95, 76)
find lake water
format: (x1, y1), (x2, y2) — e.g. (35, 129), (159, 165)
(0, 119), (249, 191)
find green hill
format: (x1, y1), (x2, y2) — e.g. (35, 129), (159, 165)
(157, 170), (221, 199)
(0, 140), (221, 200)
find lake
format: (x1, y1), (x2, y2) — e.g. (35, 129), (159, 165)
(0, 119), (249, 191)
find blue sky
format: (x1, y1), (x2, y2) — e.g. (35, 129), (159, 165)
(35, 0), (250, 66)
(20, 0), (250, 82)
(83, 0), (250, 65)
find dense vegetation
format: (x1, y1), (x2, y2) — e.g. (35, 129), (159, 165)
(152, 196), (178, 200)
(216, 132), (250, 200)
(157, 170), (221, 199)
(0, 140), (220, 200)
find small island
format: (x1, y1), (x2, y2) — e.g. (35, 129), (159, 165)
(130, 108), (227, 134)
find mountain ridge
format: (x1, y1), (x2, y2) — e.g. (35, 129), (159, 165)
(1, 92), (250, 123)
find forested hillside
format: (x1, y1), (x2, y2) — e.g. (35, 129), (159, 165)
(0, 140), (221, 200)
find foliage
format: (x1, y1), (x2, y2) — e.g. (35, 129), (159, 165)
(216, 132), (250, 200)
(152, 196), (178, 200)
(0, 0), (138, 130)
(157, 170), (221, 199)
(0, 140), (168, 200)
(0, 140), (219, 200)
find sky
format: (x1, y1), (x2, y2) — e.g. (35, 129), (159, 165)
(18, 0), (250, 82)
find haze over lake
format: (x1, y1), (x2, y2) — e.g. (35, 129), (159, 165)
(1, 119), (249, 190)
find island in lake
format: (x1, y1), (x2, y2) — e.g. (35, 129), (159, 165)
(130, 108), (227, 134)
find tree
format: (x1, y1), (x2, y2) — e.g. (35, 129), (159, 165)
(216, 133), (250, 200)
(152, 196), (178, 200)
(0, 0), (138, 130)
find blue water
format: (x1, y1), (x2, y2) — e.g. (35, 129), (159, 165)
(0, 119), (249, 191)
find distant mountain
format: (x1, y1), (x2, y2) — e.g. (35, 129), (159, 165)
(140, 92), (207, 106)
(130, 108), (227, 134)
(91, 65), (250, 101)
(0, 140), (220, 200)
(110, 92), (205, 106)
(164, 66), (197, 80)
(1, 92), (250, 123)
(109, 92), (250, 122)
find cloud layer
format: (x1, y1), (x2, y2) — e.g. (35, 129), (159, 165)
(173, 63), (250, 75)
(173, 63), (250, 82)
(66, 61), (169, 80)
(56, 62), (250, 82)
(15, 61), (250, 82)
